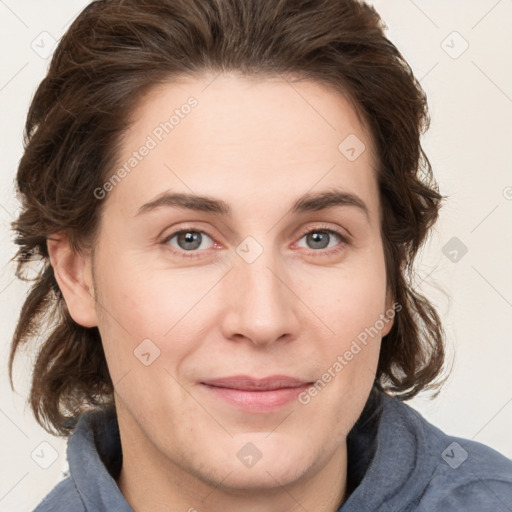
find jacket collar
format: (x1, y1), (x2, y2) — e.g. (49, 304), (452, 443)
(67, 386), (436, 511)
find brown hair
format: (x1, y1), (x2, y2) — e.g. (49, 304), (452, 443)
(9, 0), (448, 436)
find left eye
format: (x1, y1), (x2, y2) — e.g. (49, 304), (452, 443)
(297, 229), (345, 251)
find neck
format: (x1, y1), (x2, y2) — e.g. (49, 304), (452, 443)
(116, 409), (348, 512)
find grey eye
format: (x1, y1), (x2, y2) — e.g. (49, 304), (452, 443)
(167, 230), (214, 251)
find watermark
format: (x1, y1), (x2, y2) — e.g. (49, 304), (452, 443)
(237, 442), (263, 468)
(338, 133), (366, 162)
(31, 31), (58, 60)
(235, 235), (264, 264)
(440, 31), (469, 60)
(93, 96), (199, 200)
(134, 338), (161, 366)
(442, 441), (468, 469)
(298, 301), (402, 405)
(31, 441), (59, 469)
(442, 236), (468, 263)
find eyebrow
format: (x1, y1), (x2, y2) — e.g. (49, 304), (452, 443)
(135, 188), (370, 221)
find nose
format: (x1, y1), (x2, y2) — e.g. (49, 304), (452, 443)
(220, 244), (300, 347)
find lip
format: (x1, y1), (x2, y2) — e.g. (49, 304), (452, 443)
(201, 375), (311, 391)
(200, 375), (314, 413)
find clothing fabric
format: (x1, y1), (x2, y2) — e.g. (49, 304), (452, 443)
(34, 386), (512, 511)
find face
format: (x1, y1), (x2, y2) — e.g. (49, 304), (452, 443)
(60, 72), (394, 499)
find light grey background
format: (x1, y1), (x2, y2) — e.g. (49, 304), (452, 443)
(1, 1), (511, 510)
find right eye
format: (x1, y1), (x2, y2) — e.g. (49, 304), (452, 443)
(161, 228), (217, 258)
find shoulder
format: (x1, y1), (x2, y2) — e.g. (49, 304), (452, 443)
(396, 398), (512, 510)
(33, 476), (85, 512)
(422, 436), (512, 511)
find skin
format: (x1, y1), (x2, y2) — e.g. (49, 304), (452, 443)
(48, 72), (394, 512)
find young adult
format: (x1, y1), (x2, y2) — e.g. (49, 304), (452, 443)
(9, 1), (512, 510)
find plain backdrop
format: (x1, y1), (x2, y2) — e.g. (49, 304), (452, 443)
(1, 1), (511, 510)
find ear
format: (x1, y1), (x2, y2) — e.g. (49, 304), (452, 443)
(47, 231), (98, 328)
(381, 288), (396, 338)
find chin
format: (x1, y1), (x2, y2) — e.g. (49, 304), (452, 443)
(206, 461), (309, 493)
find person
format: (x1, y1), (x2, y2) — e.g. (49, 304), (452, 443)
(8, 0), (512, 511)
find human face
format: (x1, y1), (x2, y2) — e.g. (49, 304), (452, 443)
(88, 72), (394, 506)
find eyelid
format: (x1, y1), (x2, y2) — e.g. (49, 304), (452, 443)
(161, 226), (215, 241)
(295, 223), (351, 243)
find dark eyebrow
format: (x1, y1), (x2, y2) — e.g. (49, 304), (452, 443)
(136, 191), (231, 216)
(289, 189), (370, 221)
(135, 189), (370, 221)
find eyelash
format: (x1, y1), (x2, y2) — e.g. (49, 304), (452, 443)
(160, 224), (350, 259)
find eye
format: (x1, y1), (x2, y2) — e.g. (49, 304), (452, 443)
(162, 228), (215, 257)
(295, 225), (349, 255)
(161, 224), (350, 259)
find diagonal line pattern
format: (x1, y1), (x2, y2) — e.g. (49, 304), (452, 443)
(418, 62), (439, 83)
(265, 470), (311, 511)
(201, 71), (222, 93)
(0, 276), (16, 296)
(0, 203), (15, 219)
(471, 265), (512, 309)
(61, 4), (87, 30)
(0, 408), (29, 439)
(413, 265), (438, 291)
(472, 61), (512, 104)
(264, 410), (294, 439)
(472, 0), (504, 30)
(0, 1), (29, 29)
(472, 396), (512, 440)
(0, 62), (29, 92)
(200, 470), (234, 503)
(0, 472), (29, 503)
(470, 204), (499, 233)
(113, 368), (132, 388)
(406, 0), (439, 29)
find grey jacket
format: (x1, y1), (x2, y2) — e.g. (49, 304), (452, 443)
(34, 387), (512, 511)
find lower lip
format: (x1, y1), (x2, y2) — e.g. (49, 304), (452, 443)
(201, 383), (312, 413)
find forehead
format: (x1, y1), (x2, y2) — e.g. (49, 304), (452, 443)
(109, 72), (379, 219)
(126, 72), (375, 158)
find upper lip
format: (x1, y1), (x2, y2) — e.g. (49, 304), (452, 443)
(201, 375), (312, 391)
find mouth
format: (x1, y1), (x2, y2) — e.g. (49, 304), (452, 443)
(201, 374), (313, 390)
(200, 375), (314, 412)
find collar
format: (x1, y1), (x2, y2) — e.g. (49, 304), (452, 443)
(67, 386), (436, 511)
(341, 387), (438, 511)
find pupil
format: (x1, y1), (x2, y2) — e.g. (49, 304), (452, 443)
(310, 232), (328, 249)
(180, 231), (200, 250)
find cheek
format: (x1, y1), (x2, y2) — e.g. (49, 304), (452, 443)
(309, 262), (387, 341)
(96, 254), (194, 334)
(300, 258), (387, 393)
(311, 272), (386, 424)
(93, 256), (211, 375)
